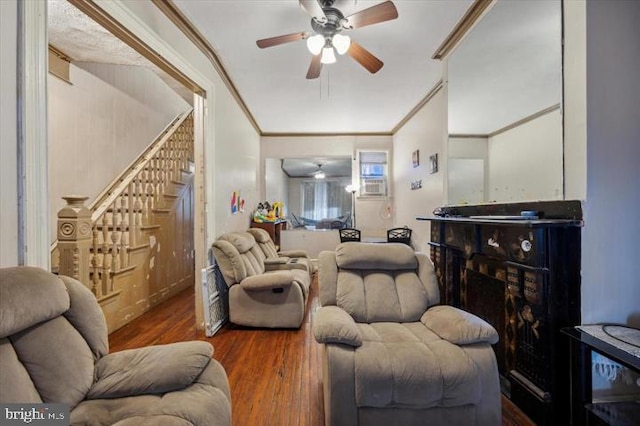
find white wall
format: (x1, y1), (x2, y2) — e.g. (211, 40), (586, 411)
(264, 158), (289, 214)
(392, 89), (446, 252)
(114, 0), (261, 243)
(0, 0), (18, 266)
(487, 110), (563, 202)
(580, 0), (640, 327)
(48, 62), (189, 241)
(563, 0), (587, 201)
(448, 136), (488, 204)
(213, 84), (261, 236)
(262, 135), (393, 237)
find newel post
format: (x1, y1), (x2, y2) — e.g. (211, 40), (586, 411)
(57, 196), (92, 286)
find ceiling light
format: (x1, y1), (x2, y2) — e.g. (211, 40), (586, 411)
(306, 34), (324, 55)
(321, 47), (336, 64)
(314, 163), (326, 179)
(332, 34), (351, 55)
(345, 184), (359, 193)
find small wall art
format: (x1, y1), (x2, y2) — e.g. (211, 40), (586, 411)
(231, 190), (240, 214)
(412, 149), (420, 168)
(429, 153), (439, 174)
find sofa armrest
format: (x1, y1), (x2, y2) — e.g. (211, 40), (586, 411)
(421, 305), (498, 345)
(87, 341), (214, 399)
(313, 306), (362, 347)
(240, 271), (293, 291)
(264, 257), (290, 266)
(279, 250), (309, 258)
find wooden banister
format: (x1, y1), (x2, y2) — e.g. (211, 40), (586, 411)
(55, 111), (195, 304)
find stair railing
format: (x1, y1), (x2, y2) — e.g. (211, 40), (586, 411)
(55, 110), (194, 299)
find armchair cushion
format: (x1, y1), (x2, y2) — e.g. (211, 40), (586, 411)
(0, 267), (69, 338)
(421, 305), (499, 345)
(88, 341), (214, 399)
(336, 242), (417, 270)
(313, 306), (362, 347)
(240, 271), (294, 291)
(354, 323), (481, 409)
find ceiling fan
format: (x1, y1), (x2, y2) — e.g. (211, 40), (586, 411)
(256, 0), (399, 79)
(313, 163), (326, 179)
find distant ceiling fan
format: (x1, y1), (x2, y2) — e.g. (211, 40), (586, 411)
(256, 0), (398, 79)
(313, 163), (326, 179)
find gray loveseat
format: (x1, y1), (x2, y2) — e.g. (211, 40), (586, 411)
(313, 243), (501, 426)
(247, 227), (315, 277)
(0, 266), (231, 426)
(212, 232), (311, 328)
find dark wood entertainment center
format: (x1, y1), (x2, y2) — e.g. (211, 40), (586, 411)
(419, 200), (582, 425)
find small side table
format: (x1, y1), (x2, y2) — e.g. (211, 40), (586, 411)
(561, 326), (640, 425)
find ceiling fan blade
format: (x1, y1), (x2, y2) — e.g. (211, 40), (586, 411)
(344, 1), (398, 30)
(256, 32), (308, 49)
(348, 41), (383, 74)
(299, 0), (326, 22)
(306, 54), (322, 79)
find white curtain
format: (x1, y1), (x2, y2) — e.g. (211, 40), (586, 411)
(301, 179), (351, 220)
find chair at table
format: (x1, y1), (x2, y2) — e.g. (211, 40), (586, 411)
(339, 228), (361, 243)
(387, 226), (412, 245)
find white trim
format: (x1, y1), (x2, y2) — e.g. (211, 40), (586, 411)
(93, 0), (211, 91)
(92, 1), (220, 327)
(18, 0), (49, 268)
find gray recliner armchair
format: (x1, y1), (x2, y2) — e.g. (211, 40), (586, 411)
(0, 266), (231, 426)
(212, 232), (310, 328)
(247, 227), (315, 277)
(313, 242), (501, 426)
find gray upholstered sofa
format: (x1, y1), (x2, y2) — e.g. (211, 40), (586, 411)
(313, 243), (501, 426)
(212, 232), (311, 328)
(0, 266), (231, 426)
(247, 227), (315, 277)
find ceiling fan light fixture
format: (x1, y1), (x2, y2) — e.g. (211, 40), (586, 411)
(314, 171), (326, 179)
(306, 34), (325, 55)
(321, 46), (336, 64)
(332, 33), (351, 55)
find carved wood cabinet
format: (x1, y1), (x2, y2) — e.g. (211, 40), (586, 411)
(420, 203), (582, 425)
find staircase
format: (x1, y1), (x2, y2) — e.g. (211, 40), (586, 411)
(53, 111), (195, 332)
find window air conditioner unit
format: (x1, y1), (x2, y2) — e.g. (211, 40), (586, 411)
(361, 178), (386, 196)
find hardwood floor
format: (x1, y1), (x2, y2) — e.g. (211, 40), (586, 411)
(109, 274), (535, 426)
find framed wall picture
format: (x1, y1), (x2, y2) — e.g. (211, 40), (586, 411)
(412, 150), (420, 168)
(429, 153), (439, 174)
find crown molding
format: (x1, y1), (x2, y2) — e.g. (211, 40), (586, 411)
(488, 104), (561, 138)
(449, 104), (561, 138)
(391, 80), (443, 134)
(151, 0), (261, 134)
(261, 132), (393, 138)
(153, 1), (467, 137)
(431, 0), (494, 60)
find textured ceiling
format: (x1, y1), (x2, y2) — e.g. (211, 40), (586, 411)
(47, 0), (192, 103)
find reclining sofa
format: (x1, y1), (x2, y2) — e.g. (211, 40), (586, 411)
(313, 243), (501, 426)
(212, 232), (311, 328)
(247, 227), (315, 277)
(0, 266), (231, 426)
